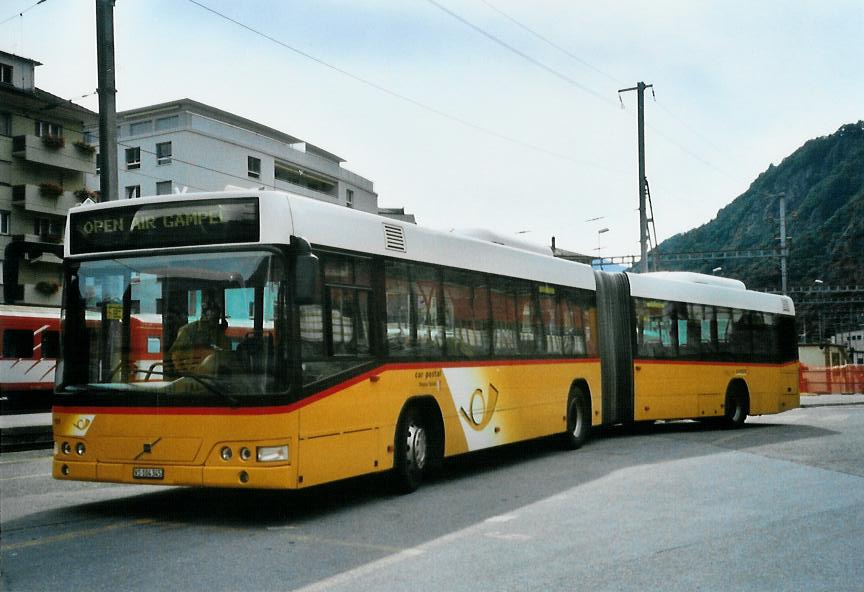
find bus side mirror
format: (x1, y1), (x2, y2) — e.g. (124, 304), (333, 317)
(294, 253), (319, 305)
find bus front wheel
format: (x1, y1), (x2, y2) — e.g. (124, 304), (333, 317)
(392, 407), (428, 493)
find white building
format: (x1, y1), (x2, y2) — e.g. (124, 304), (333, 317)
(832, 330), (864, 365)
(86, 99), (378, 213)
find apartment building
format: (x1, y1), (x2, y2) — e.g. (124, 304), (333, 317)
(1, 50), (98, 306)
(86, 99), (379, 213)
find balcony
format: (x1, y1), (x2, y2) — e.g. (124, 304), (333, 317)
(12, 184), (82, 216)
(11, 134), (96, 174)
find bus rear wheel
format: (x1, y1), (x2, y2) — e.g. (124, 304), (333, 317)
(561, 388), (591, 450)
(392, 408), (428, 493)
(723, 385), (749, 429)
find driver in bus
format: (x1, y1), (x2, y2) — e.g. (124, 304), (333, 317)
(169, 293), (231, 374)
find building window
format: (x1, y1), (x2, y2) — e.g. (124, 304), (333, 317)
(0, 210), (10, 235)
(125, 185), (141, 199)
(34, 217), (60, 237)
(95, 152), (100, 175)
(346, 189), (354, 208)
(248, 156), (261, 179)
(125, 147), (141, 169)
(0, 113), (10, 136)
(34, 120), (63, 138)
(155, 115), (178, 131)
(129, 120), (152, 135)
(156, 141), (172, 165)
(155, 180), (172, 195)
(0, 64), (12, 84)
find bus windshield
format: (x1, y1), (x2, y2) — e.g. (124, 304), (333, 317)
(59, 250), (288, 404)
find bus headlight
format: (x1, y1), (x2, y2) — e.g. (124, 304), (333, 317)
(239, 447), (252, 461)
(61, 442), (72, 455)
(220, 446), (233, 461)
(256, 445), (289, 462)
(76, 442), (86, 456)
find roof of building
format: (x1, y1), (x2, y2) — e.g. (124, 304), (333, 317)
(0, 83), (98, 121)
(0, 49), (42, 66)
(115, 98), (346, 164)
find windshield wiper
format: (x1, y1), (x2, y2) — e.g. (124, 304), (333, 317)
(175, 373), (239, 407)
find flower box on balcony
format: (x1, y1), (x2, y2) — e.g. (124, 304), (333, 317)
(41, 135), (66, 149)
(38, 182), (65, 198)
(74, 140), (96, 154)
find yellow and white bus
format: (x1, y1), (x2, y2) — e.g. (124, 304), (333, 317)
(52, 190), (799, 492)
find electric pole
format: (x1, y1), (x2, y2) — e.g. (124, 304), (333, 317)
(96, 0), (118, 201)
(619, 81), (653, 273)
(778, 192), (788, 295)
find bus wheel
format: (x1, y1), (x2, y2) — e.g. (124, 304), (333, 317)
(561, 388), (591, 450)
(392, 408), (428, 493)
(723, 384), (749, 429)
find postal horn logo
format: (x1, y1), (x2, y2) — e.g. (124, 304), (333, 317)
(459, 383), (499, 431)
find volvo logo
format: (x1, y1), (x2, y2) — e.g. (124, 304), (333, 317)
(134, 437), (162, 460)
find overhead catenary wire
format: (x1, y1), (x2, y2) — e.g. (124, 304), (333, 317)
(477, 0), (626, 87)
(424, 0), (617, 107)
(0, 0), (46, 28)
(185, 0), (623, 175)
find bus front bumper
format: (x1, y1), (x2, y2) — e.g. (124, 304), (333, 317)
(52, 460), (298, 489)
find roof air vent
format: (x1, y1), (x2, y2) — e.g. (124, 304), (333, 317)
(383, 223), (406, 252)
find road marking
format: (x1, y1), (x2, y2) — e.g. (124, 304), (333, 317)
(484, 513), (518, 523)
(1, 519), (154, 551)
(0, 473), (50, 482)
(281, 534), (410, 554)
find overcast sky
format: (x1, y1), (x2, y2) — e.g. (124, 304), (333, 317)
(2, 0), (862, 257)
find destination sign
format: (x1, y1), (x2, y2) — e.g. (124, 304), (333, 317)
(69, 198), (260, 254)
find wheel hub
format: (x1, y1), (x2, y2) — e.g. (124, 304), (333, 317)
(406, 422), (427, 471)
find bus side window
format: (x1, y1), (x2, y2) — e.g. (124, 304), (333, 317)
(515, 280), (539, 355)
(3, 330), (33, 359)
(538, 287), (561, 355)
(443, 269), (491, 358)
(490, 277), (518, 356)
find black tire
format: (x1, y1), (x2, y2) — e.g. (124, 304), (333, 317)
(722, 386), (749, 428)
(561, 388), (591, 450)
(392, 407), (429, 494)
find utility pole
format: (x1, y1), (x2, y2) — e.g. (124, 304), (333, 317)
(96, 0), (118, 201)
(778, 192), (788, 295)
(619, 81), (653, 273)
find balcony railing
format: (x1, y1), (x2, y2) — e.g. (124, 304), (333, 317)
(11, 184), (82, 216)
(11, 134), (96, 174)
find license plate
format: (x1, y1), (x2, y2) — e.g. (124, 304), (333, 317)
(133, 467), (164, 480)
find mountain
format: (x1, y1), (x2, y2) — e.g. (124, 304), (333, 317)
(654, 122), (864, 291)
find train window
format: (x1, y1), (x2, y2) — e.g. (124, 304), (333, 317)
(41, 331), (60, 359)
(3, 330), (33, 358)
(147, 337), (161, 354)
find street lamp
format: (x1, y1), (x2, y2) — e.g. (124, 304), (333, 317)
(597, 227), (610, 270)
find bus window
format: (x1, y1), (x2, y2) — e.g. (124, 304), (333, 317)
(538, 286), (561, 354)
(411, 264), (443, 357)
(443, 269), (490, 358)
(515, 281), (539, 355)
(490, 277), (518, 356)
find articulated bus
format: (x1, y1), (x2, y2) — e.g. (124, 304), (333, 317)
(52, 190), (799, 492)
